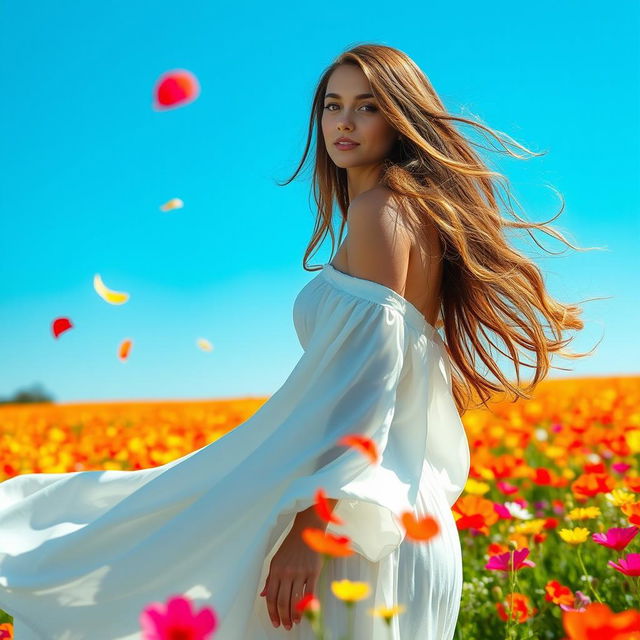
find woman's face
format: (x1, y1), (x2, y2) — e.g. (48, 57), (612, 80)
(321, 64), (398, 170)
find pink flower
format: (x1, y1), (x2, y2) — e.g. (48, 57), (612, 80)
(140, 594), (218, 640)
(496, 481), (519, 495)
(611, 461), (631, 474)
(559, 590), (591, 612)
(485, 548), (536, 572)
(494, 503), (513, 519)
(608, 553), (640, 577)
(592, 526), (639, 551)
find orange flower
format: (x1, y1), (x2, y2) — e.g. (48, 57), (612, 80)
(624, 476), (640, 493)
(545, 580), (575, 606)
(621, 502), (640, 528)
(496, 592), (538, 623)
(488, 542), (510, 556)
(452, 495), (500, 534)
(301, 528), (355, 557)
(562, 602), (640, 639)
(571, 472), (616, 500)
(0, 622), (13, 640)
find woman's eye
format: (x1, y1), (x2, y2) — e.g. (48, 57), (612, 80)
(323, 103), (377, 112)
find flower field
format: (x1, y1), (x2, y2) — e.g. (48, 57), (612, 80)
(1, 374), (639, 639)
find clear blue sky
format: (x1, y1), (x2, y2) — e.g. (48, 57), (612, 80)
(1, 1), (638, 403)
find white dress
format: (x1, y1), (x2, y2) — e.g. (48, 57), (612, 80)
(0, 263), (470, 640)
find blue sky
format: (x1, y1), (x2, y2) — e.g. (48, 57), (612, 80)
(1, 0), (638, 404)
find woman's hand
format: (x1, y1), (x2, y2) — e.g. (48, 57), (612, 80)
(259, 516), (325, 630)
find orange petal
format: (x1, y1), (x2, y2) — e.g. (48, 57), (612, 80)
(399, 511), (441, 542)
(52, 316), (73, 338)
(337, 434), (379, 465)
(314, 488), (344, 526)
(119, 339), (132, 361)
(153, 70), (200, 110)
(160, 198), (184, 212)
(93, 274), (129, 305)
(197, 338), (213, 352)
(301, 528), (355, 557)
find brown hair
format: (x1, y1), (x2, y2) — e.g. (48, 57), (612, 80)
(276, 43), (607, 416)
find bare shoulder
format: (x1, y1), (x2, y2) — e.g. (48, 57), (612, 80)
(346, 187), (413, 296)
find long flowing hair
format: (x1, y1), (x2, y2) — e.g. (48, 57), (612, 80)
(276, 43), (606, 416)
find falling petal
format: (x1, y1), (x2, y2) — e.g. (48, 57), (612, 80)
(160, 198), (184, 212)
(338, 434), (379, 465)
(119, 339), (132, 361)
(94, 274), (130, 305)
(400, 511), (440, 542)
(153, 69), (200, 110)
(197, 338), (213, 352)
(315, 488), (345, 526)
(52, 317), (73, 338)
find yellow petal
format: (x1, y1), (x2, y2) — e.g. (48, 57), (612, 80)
(160, 198), (184, 212)
(94, 274), (130, 305)
(197, 338), (213, 352)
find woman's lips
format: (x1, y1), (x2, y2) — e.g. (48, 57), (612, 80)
(334, 142), (359, 150)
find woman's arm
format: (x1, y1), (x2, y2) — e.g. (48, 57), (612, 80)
(291, 497), (339, 532)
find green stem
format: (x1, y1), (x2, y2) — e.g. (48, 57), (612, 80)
(504, 548), (516, 640)
(624, 574), (640, 605)
(316, 554), (329, 640)
(576, 545), (603, 604)
(346, 602), (355, 640)
(386, 618), (393, 640)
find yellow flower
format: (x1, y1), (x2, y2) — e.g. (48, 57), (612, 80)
(558, 527), (590, 544)
(626, 430), (640, 454)
(368, 603), (406, 622)
(545, 445), (565, 460)
(464, 478), (492, 495)
(606, 488), (636, 507)
(489, 425), (505, 439)
(479, 468), (496, 480)
(567, 506), (601, 520)
(513, 519), (546, 535)
(331, 579), (371, 603)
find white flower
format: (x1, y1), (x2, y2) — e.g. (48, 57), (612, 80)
(504, 502), (533, 520)
(534, 428), (548, 441)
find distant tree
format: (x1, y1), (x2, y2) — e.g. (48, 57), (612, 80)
(0, 382), (55, 404)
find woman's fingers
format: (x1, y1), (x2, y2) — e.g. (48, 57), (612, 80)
(265, 575), (281, 628)
(277, 577), (295, 629)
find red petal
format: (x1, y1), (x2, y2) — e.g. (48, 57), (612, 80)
(154, 70), (200, 109)
(52, 316), (73, 338)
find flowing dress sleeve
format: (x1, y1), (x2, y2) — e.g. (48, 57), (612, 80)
(263, 289), (414, 564)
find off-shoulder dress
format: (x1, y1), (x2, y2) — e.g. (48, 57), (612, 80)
(0, 263), (470, 640)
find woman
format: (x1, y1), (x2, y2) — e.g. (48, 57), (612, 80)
(0, 44), (595, 639)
